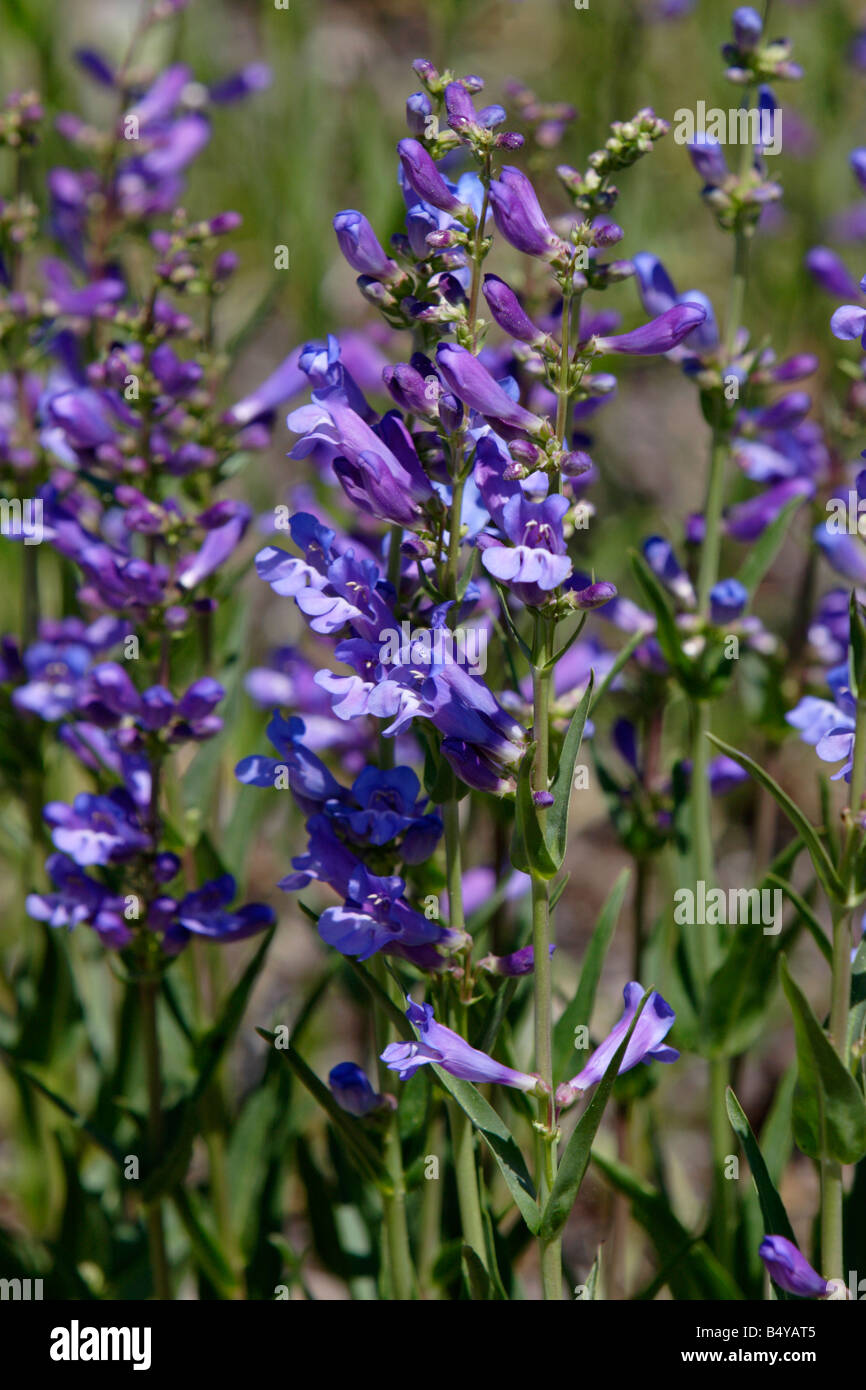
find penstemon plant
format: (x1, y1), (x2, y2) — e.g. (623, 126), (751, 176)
(0, 0), (865, 1316)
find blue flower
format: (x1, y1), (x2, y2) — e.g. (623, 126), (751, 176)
(758, 1236), (828, 1298)
(318, 866), (458, 964)
(381, 998), (545, 1092)
(328, 1062), (391, 1116)
(556, 981), (678, 1107)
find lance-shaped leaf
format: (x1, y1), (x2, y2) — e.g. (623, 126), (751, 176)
(628, 549), (686, 674)
(510, 740), (559, 879)
(849, 590), (866, 700)
(593, 1151), (743, 1300)
(545, 672), (594, 871)
(707, 735), (845, 904)
(553, 867), (629, 1081)
(848, 937), (866, 1061)
(257, 1029), (392, 1190)
(736, 494), (804, 603)
(699, 839), (815, 1056)
(726, 1087), (797, 1247)
(539, 988), (651, 1240)
(431, 1067), (540, 1232)
(780, 957), (866, 1165)
(766, 873), (832, 966)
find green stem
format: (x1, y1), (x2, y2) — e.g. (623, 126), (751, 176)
(696, 433), (730, 619)
(467, 154), (492, 347)
(443, 795), (466, 935)
(553, 290), (574, 495)
(372, 957), (416, 1299)
(446, 1098), (489, 1273)
(531, 617), (561, 1298)
(821, 900), (850, 1282)
(688, 112), (756, 1267)
(419, 1108), (445, 1298)
(821, 697), (866, 1278)
(139, 977), (171, 1300)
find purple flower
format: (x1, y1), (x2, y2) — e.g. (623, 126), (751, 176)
(633, 253), (719, 354)
(709, 578), (748, 625)
(482, 274), (546, 345)
(435, 343), (543, 433)
(488, 166), (563, 258)
(328, 1062), (391, 1116)
(805, 247), (862, 301)
(397, 139), (464, 214)
(786, 672), (856, 781)
(381, 998), (544, 1092)
(593, 303), (708, 357)
(758, 1236), (828, 1299)
(480, 492), (572, 605)
(731, 6), (762, 52)
(687, 135), (730, 188)
(479, 944), (555, 977)
(12, 639), (93, 720)
(725, 477), (812, 540)
(289, 382), (434, 526)
(171, 874), (275, 945)
(556, 982), (679, 1107)
(208, 63), (272, 104)
(177, 501), (252, 591)
(26, 852), (131, 948)
(831, 299), (866, 347)
(642, 535), (695, 606)
(223, 348), (306, 428)
(318, 866), (454, 963)
(333, 211), (399, 281)
(43, 789), (151, 866)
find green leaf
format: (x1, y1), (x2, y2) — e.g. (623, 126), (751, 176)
(593, 1152), (743, 1299)
(766, 874), (832, 966)
(492, 582), (532, 663)
(431, 1068), (539, 1232)
(191, 927), (276, 1102)
(780, 957), (866, 1164)
(343, 957), (414, 1040)
(588, 628), (646, 714)
(848, 936), (866, 1061)
(257, 1029), (392, 1190)
(461, 1244), (493, 1300)
(726, 1087), (796, 1244)
(550, 872), (571, 911)
(576, 1247), (601, 1300)
(553, 867), (629, 1082)
(629, 550), (685, 674)
(736, 494), (804, 601)
(0, 1048), (124, 1166)
(545, 673), (594, 871)
(539, 988), (651, 1240)
(510, 741), (559, 879)
(706, 735), (845, 904)
(172, 1188), (239, 1298)
(849, 591), (866, 700)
